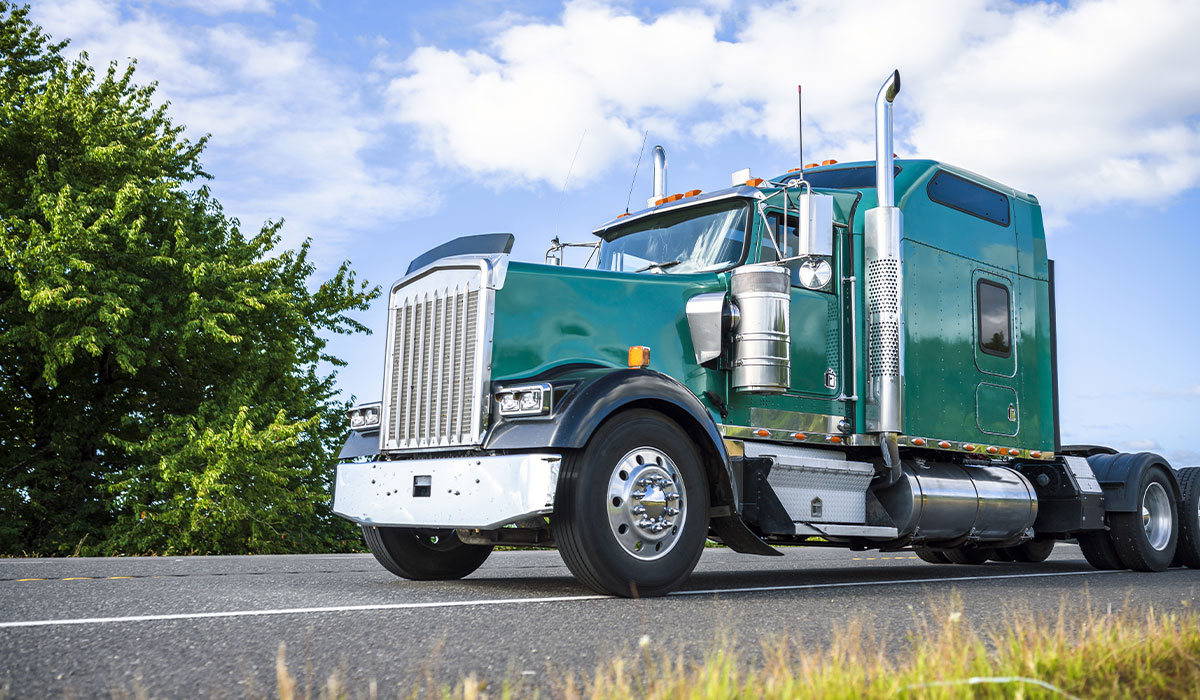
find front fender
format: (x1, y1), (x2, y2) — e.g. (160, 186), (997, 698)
(485, 367), (737, 507)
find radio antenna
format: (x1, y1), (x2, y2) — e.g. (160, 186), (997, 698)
(624, 130), (649, 214)
(797, 84), (804, 178)
(554, 129), (587, 240)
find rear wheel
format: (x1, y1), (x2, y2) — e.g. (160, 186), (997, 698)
(1005, 539), (1055, 563)
(362, 526), (493, 580)
(1108, 467), (1178, 572)
(945, 547), (994, 565)
(1077, 531), (1124, 570)
(554, 409), (709, 597)
(1174, 467), (1200, 568)
(914, 547), (952, 564)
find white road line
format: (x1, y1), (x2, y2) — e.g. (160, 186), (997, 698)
(0, 568), (1142, 629)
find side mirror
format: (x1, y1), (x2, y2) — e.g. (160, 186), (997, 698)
(796, 191), (834, 257)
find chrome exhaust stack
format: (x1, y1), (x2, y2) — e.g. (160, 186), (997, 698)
(864, 70), (904, 436)
(648, 145), (667, 207)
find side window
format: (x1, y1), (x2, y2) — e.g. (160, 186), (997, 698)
(927, 170), (1011, 227)
(763, 212), (834, 290)
(977, 279), (1012, 357)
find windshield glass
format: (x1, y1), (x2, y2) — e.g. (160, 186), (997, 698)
(597, 201), (749, 274)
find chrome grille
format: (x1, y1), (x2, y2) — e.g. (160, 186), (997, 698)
(383, 266), (488, 450)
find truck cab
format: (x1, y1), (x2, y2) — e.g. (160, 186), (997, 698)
(333, 72), (1199, 595)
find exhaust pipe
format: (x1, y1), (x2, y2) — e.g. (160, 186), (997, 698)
(651, 145), (667, 204)
(864, 70), (904, 438)
(874, 70), (901, 205)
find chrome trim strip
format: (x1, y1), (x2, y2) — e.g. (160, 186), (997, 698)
(748, 408), (846, 435)
(897, 435), (1055, 461)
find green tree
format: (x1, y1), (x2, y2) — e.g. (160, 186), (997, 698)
(0, 2), (378, 555)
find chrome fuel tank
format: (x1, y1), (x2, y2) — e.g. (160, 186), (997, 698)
(874, 461), (1037, 544)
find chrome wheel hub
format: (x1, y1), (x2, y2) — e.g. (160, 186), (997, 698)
(1141, 481), (1172, 551)
(607, 447), (685, 561)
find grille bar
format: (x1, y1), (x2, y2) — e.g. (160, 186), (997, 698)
(383, 266), (488, 450)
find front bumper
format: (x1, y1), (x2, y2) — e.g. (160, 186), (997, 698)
(333, 453), (562, 529)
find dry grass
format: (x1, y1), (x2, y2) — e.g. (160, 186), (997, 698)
(271, 595), (1200, 700)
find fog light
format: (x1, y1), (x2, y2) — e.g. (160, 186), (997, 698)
(496, 384), (552, 416)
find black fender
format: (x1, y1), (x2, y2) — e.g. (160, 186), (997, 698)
(487, 367), (738, 508)
(1087, 451), (1181, 513)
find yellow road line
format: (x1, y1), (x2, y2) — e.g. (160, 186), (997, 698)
(61, 577), (93, 580)
(16, 578), (44, 582)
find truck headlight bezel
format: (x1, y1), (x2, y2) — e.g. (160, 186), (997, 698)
(495, 383), (553, 417)
(348, 401), (382, 432)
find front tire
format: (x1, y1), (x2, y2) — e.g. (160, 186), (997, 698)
(554, 409), (709, 597)
(362, 526), (493, 580)
(1109, 466), (1179, 572)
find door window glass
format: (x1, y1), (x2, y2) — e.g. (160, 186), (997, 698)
(977, 279), (1012, 357)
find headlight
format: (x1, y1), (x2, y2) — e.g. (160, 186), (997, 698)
(495, 384), (552, 417)
(348, 402), (381, 431)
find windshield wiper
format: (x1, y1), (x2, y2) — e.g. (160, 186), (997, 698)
(634, 259), (682, 274)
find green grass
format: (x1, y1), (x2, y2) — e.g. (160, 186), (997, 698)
(271, 595), (1200, 700)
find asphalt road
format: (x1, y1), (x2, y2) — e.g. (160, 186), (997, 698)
(2, 545), (1199, 698)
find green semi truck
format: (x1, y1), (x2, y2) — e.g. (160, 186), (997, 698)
(333, 71), (1200, 596)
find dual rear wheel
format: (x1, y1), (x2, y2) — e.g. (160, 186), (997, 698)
(1079, 465), (1181, 572)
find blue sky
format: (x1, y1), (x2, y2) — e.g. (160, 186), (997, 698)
(30, 0), (1200, 464)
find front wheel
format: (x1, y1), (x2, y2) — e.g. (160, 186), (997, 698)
(362, 526), (493, 580)
(554, 409), (709, 597)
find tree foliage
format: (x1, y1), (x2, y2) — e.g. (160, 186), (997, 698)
(0, 2), (378, 554)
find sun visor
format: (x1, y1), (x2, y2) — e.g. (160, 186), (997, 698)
(406, 233), (515, 275)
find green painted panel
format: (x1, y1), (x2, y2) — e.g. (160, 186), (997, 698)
(976, 383), (1019, 436)
(788, 288), (840, 397)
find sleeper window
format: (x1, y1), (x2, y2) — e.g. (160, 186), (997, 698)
(977, 280), (1012, 358)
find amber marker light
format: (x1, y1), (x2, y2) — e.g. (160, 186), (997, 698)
(804, 163), (819, 169)
(791, 432), (807, 441)
(821, 159), (839, 166)
(683, 189), (702, 198)
(628, 346), (651, 369)
(829, 435), (843, 443)
(938, 441), (951, 449)
(986, 446), (999, 454)
(963, 443), (977, 451)
(665, 193), (684, 202)
(1031, 451), (1043, 459)
(911, 438), (926, 446)
(745, 178), (764, 186)
(1009, 449), (1021, 456)
(653, 197), (667, 206)
(787, 168), (802, 173)
(755, 429), (770, 437)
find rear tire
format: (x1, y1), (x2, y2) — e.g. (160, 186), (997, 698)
(362, 526), (493, 580)
(1108, 466), (1178, 572)
(554, 409), (709, 597)
(1006, 539), (1055, 563)
(944, 547), (994, 565)
(1174, 467), (1200, 568)
(1077, 531), (1124, 570)
(914, 547), (952, 564)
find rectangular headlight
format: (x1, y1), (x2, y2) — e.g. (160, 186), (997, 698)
(495, 384), (552, 417)
(348, 401), (382, 431)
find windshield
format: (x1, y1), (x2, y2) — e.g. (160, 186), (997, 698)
(597, 201), (749, 274)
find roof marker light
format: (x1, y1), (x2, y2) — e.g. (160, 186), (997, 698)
(787, 168), (802, 173)
(683, 189), (702, 198)
(804, 163), (819, 169)
(745, 178), (764, 186)
(821, 159), (839, 166)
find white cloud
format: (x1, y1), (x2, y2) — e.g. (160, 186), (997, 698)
(384, 0), (1200, 216)
(32, 0), (425, 264)
(157, 0), (275, 15)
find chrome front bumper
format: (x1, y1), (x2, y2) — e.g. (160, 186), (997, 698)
(333, 453), (562, 529)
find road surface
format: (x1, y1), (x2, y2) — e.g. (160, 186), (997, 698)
(2, 546), (1199, 698)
